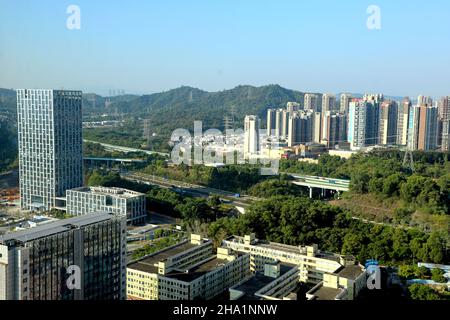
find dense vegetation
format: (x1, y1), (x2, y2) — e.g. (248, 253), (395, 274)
(82, 85), (309, 151)
(279, 151), (450, 232)
(408, 284), (449, 300)
(208, 196), (449, 265)
(86, 169), (233, 223)
(0, 118), (18, 173)
(143, 163), (267, 193)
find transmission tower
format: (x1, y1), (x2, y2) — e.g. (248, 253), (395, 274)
(143, 119), (152, 147)
(230, 105), (237, 129)
(223, 115), (233, 131)
(403, 148), (415, 172)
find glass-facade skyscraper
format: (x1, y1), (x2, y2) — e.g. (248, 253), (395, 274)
(17, 89), (83, 211)
(0, 212), (127, 300)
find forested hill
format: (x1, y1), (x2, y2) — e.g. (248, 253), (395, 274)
(83, 85), (308, 132)
(0, 85), (309, 132)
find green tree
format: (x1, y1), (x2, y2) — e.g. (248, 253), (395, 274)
(431, 268), (446, 283)
(408, 284), (440, 300)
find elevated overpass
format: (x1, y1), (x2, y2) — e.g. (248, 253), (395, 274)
(83, 140), (170, 157)
(84, 157), (146, 164)
(287, 174), (350, 198)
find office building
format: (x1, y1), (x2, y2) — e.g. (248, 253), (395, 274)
(322, 94), (336, 113)
(223, 234), (366, 300)
(66, 186), (146, 225)
(127, 235), (250, 300)
(305, 264), (366, 300)
(397, 98), (411, 146)
(0, 212), (127, 300)
(340, 93), (352, 114)
(229, 260), (300, 300)
(378, 100), (398, 145)
(304, 94), (320, 112)
(244, 115), (261, 157)
(17, 89), (83, 211)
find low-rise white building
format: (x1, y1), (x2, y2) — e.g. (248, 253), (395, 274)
(66, 186), (146, 225)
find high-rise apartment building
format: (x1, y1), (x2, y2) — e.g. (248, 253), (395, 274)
(437, 97), (449, 149)
(417, 105), (439, 151)
(281, 109), (289, 138)
(286, 102), (300, 114)
(417, 95), (433, 107)
(407, 105), (420, 150)
(274, 109), (283, 137)
(304, 94), (320, 112)
(312, 112), (322, 144)
(379, 100), (398, 145)
(17, 89), (83, 211)
(322, 112), (347, 149)
(363, 93), (384, 104)
(321, 94), (336, 113)
(347, 100), (379, 150)
(66, 187), (146, 225)
(340, 93), (352, 114)
(397, 98), (411, 146)
(437, 96), (449, 120)
(287, 111), (313, 147)
(244, 115), (260, 157)
(266, 108), (276, 136)
(442, 119), (450, 151)
(0, 212), (127, 300)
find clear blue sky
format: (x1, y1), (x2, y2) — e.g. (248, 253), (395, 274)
(1, 0), (449, 97)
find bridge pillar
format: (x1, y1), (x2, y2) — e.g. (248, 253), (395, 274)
(309, 187), (313, 199)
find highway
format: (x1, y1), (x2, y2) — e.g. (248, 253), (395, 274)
(122, 172), (256, 209)
(83, 139), (170, 157)
(286, 173), (350, 192)
(84, 157), (146, 163)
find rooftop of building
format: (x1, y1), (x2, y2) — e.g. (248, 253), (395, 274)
(68, 186), (144, 199)
(224, 235), (341, 262)
(232, 263), (296, 300)
(166, 257), (230, 282)
(127, 241), (198, 274)
(336, 264), (365, 280)
(307, 285), (343, 301)
(0, 212), (117, 244)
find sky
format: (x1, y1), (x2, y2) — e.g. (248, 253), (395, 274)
(1, 0), (449, 97)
